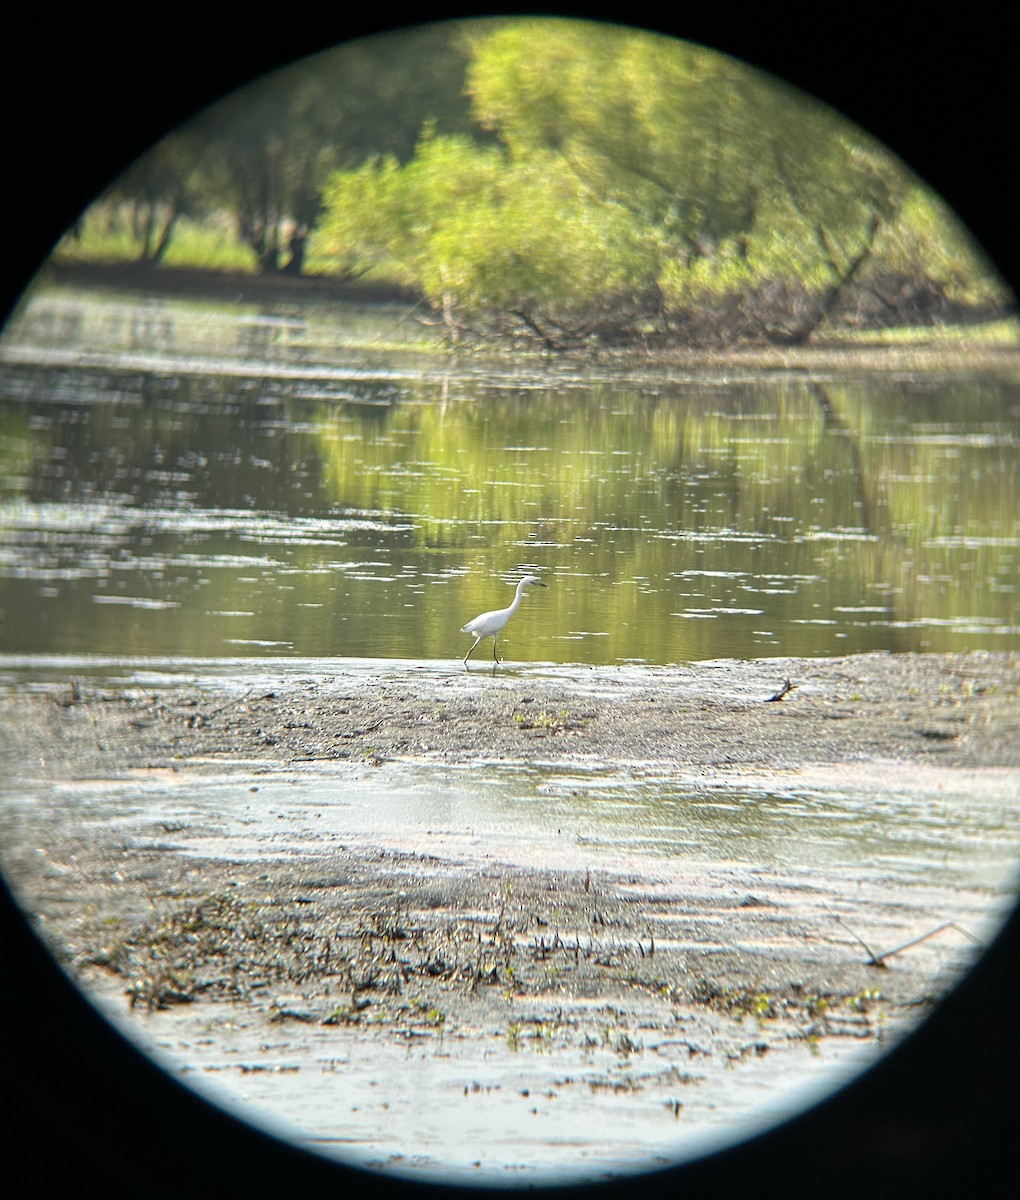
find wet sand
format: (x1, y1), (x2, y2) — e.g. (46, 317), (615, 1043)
(2, 650), (1018, 1182)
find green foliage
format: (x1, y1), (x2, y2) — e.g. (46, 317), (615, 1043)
(317, 17), (999, 343)
(467, 19), (770, 245)
(868, 186), (1012, 307)
(54, 16), (1006, 341)
(658, 244), (754, 307)
(431, 151), (655, 320)
(461, 18), (916, 319)
(321, 132), (655, 326)
(320, 133), (505, 291)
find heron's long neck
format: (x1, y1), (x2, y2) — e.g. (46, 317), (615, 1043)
(508, 581), (528, 612)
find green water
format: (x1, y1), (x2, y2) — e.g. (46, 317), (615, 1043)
(1, 287), (1018, 664)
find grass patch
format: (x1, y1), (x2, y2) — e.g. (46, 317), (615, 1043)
(815, 316), (1020, 348)
(55, 215), (257, 272)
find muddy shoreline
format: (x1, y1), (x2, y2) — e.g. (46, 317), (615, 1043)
(26, 261), (1020, 375)
(8, 649), (1019, 776)
(2, 650), (1018, 1182)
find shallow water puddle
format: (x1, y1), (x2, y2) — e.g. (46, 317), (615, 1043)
(23, 743), (1017, 968)
(49, 749), (1015, 898)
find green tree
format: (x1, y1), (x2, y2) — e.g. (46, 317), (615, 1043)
(468, 19), (912, 343)
(322, 19), (944, 342)
(320, 130), (653, 341)
(194, 71), (345, 274)
(859, 186), (1012, 321)
(93, 130), (212, 264)
(466, 21), (764, 253)
(191, 25), (480, 275)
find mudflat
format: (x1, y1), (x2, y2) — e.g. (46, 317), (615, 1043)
(2, 650), (1018, 1180)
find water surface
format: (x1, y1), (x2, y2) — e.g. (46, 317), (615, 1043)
(2, 287), (1018, 665)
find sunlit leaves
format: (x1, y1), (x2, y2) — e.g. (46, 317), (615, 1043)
(870, 187), (1011, 309)
(321, 134), (653, 324)
(61, 16), (1006, 339)
(319, 18), (995, 343)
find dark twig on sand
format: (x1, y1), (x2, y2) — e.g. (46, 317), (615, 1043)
(866, 922), (983, 967)
(765, 678), (795, 702)
(826, 906), (982, 968)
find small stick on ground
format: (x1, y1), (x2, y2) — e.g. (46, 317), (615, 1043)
(826, 906), (982, 967)
(765, 678), (794, 702)
(826, 905), (882, 964)
(204, 687), (255, 717)
(867, 922), (983, 968)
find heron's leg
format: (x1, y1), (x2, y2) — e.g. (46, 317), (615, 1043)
(492, 635), (500, 663)
(464, 636), (481, 665)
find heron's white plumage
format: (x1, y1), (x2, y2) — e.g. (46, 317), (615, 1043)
(461, 574), (546, 665)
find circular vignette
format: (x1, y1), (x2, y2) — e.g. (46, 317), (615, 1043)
(1, 9), (1017, 1197)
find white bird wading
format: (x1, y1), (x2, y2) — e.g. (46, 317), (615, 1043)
(460, 575), (546, 666)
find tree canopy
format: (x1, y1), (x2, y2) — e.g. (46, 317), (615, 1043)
(62, 17), (1009, 346)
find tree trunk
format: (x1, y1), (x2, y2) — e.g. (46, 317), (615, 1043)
(239, 211), (280, 274)
(442, 290), (458, 342)
(136, 203), (155, 263)
(766, 213), (881, 346)
(147, 206), (180, 264)
(280, 224), (308, 276)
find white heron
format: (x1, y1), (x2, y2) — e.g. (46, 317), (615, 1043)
(461, 574), (547, 666)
